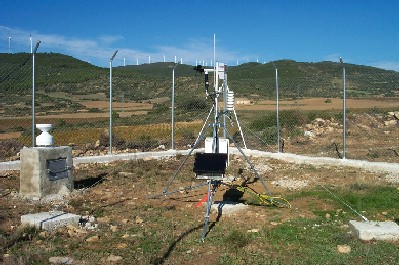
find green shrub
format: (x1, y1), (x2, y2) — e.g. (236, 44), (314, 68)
(262, 126), (278, 145)
(88, 108), (101, 113)
(179, 98), (207, 111)
(149, 103), (169, 114)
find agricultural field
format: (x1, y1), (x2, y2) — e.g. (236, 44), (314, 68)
(2, 95), (399, 163)
(1, 155), (399, 264)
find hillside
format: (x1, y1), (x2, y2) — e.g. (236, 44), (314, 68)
(1, 53), (399, 116)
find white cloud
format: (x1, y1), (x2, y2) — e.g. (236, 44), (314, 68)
(98, 35), (124, 45)
(1, 26), (254, 67)
(154, 38), (255, 66)
(372, 61), (399, 72)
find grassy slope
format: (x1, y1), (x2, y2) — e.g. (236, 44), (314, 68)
(1, 53), (399, 105)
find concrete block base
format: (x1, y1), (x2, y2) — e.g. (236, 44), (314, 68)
(212, 201), (249, 216)
(20, 146), (73, 197)
(349, 220), (399, 241)
(21, 211), (80, 231)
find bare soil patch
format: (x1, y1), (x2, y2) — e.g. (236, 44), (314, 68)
(237, 97), (399, 111)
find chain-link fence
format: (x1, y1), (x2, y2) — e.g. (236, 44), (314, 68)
(1, 51), (399, 163)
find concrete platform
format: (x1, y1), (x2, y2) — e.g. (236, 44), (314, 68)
(349, 220), (399, 241)
(21, 211), (80, 231)
(212, 201), (249, 216)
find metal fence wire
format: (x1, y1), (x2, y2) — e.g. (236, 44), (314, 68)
(1, 52), (399, 163)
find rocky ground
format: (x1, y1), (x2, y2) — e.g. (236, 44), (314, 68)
(1, 154), (398, 264)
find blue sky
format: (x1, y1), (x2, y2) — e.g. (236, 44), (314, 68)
(1, 0), (398, 70)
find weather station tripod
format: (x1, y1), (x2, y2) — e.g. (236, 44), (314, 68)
(153, 36), (290, 241)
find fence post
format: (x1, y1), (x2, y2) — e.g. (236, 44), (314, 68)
(271, 61), (280, 153)
(340, 57), (346, 159)
(171, 62), (180, 150)
(31, 41), (41, 147)
(109, 50), (118, 155)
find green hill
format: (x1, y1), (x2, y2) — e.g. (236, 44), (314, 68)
(1, 52), (398, 116)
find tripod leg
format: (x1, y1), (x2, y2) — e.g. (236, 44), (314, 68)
(233, 109), (247, 149)
(224, 128), (273, 196)
(201, 180), (219, 242)
(201, 180), (212, 242)
(194, 105), (214, 147)
(163, 123), (213, 194)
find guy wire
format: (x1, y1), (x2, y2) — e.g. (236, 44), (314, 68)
(311, 176), (369, 222)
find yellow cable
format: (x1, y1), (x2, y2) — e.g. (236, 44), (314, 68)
(235, 185), (291, 208)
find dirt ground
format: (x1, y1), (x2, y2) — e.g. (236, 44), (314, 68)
(2, 97), (399, 130)
(1, 154), (398, 264)
(236, 97), (399, 111)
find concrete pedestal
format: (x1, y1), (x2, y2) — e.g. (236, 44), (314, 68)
(20, 146), (73, 197)
(21, 211), (80, 231)
(349, 220), (399, 241)
(211, 201), (249, 215)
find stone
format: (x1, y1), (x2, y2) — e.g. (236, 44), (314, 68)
(107, 255), (123, 262)
(38, 231), (48, 238)
(384, 120), (397, 126)
(135, 216), (144, 224)
(88, 216), (96, 223)
(117, 172), (135, 177)
(326, 213), (331, 219)
(57, 185), (71, 196)
(86, 235), (100, 242)
(314, 118), (326, 126)
(97, 216), (111, 224)
(110, 225), (118, 232)
(67, 225), (87, 236)
(49, 256), (74, 264)
(304, 131), (314, 138)
(337, 245), (351, 253)
(116, 243), (128, 249)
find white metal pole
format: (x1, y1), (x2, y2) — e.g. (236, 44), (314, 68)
(212, 34), (218, 153)
(340, 57), (346, 159)
(109, 50), (118, 154)
(223, 73), (227, 138)
(8, 36), (11, 54)
(271, 61), (280, 152)
(172, 62), (179, 149)
(32, 41), (41, 146)
(276, 67), (280, 153)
